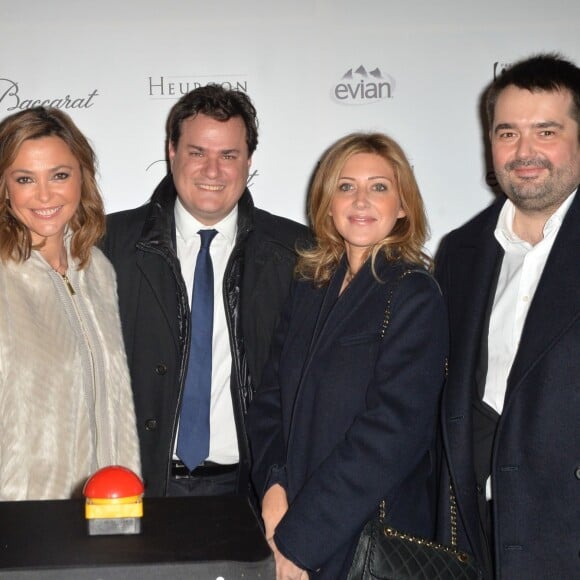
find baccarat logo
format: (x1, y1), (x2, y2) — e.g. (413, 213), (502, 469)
(332, 66), (395, 105)
(0, 78), (99, 114)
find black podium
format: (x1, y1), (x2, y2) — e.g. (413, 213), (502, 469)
(0, 496), (274, 579)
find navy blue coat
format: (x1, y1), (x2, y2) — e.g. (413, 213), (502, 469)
(435, 191), (580, 579)
(248, 256), (448, 578)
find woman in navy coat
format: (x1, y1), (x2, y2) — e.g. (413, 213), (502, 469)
(248, 133), (448, 579)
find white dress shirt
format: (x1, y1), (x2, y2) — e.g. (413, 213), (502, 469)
(483, 189), (576, 498)
(174, 198), (239, 464)
(485, 190), (576, 413)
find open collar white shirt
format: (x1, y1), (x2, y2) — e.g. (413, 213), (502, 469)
(484, 189), (576, 415)
(174, 198), (239, 464)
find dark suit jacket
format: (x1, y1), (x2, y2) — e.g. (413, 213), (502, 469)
(435, 191), (580, 579)
(248, 256), (448, 579)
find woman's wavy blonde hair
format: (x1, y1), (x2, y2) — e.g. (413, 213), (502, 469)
(0, 107), (105, 268)
(296, 132), (431, 285)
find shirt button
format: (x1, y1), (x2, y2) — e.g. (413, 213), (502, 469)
(574, 466), (580, 480)
(522, 295), (530, 302)
(155, 363), (168, 375)
(145, 418), (158, 431)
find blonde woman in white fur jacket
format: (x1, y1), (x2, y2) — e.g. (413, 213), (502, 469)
(0, 107), (140, 500)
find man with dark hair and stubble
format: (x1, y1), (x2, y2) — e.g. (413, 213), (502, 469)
(103, 85), (309, 498)
(435, 53), (580, 579)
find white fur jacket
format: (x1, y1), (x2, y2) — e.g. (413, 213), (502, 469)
(0, 245), (141, 500)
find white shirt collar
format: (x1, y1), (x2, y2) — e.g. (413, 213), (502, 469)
(174, 197), (238, 244)
(495, 188), (577, 250)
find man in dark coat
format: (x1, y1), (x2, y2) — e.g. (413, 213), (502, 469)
(102, 85), (309, 497)
(436, 53), (580, 579)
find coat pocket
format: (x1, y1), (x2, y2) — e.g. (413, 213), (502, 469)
(339, 331), (379, 347)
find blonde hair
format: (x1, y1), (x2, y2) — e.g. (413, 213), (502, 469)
(0, 107), (105, 268)
(297, 132), (430, 285)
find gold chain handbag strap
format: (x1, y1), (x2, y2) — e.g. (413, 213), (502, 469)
(378, 487), (458, 539)
(377, 269), (466, 557)
(377, 488), (469, 564)
(377, 268), (413, 523)
(450, 483), (459, 547)
(380, 269), (413, 339)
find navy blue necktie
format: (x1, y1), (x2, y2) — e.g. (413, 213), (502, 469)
(177, 228), (218, 471)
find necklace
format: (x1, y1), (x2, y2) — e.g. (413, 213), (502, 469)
(45, 253), (67, 275)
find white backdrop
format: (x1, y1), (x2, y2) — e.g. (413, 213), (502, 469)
(2, 1), (579, 252)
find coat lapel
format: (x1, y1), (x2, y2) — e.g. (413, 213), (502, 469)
(506, 191), (580, 399)
(297, 256), (393, 400)
(306, 257), (347, 354)
(136, 249), (183, 350)
(441, 204), (503, 562)
(307, 257), (392, 359)
(443, 210), (502, 417)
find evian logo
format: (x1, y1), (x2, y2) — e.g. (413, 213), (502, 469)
(332, 66), (395, 105)
(0, 78), (98, 114)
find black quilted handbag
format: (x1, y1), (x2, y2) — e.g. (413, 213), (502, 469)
(346, 515), (482, 580)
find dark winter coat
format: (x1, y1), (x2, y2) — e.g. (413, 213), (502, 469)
(102, 175), (310, 496)
(249, 256), (448, 578)
(435, 191), (580, 579)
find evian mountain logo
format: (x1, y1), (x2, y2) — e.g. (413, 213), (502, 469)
(0, 78), (98, 113)
(332, 66), (395, 105)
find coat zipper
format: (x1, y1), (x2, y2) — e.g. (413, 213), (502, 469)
(60, 272), (100, 471)
(61, 272), (76, 295)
